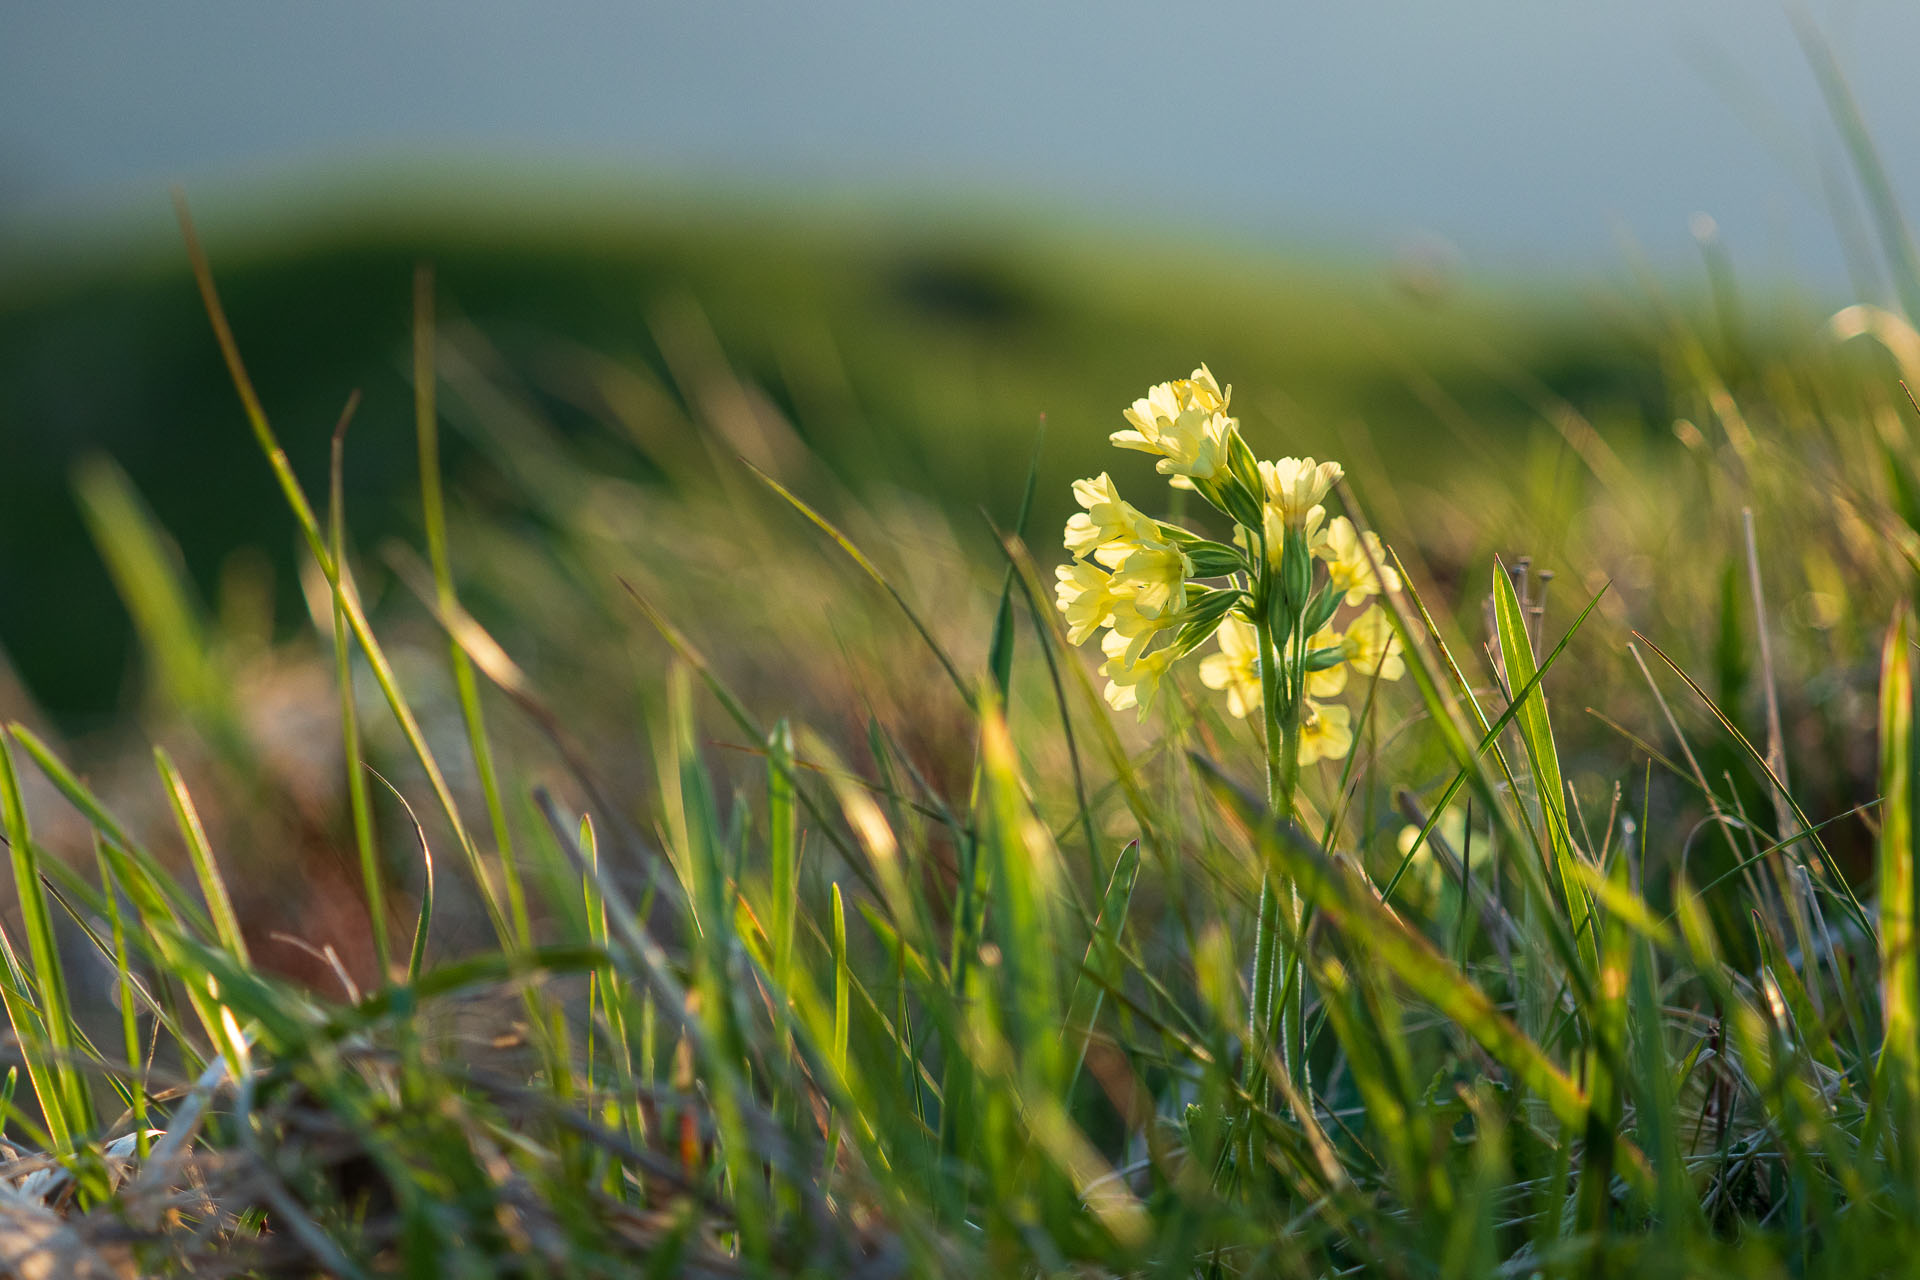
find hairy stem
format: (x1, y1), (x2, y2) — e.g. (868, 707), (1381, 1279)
(1246, 592), (1303, 1099)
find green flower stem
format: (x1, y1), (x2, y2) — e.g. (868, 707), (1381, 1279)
(1276, 617), (1307, 1093)
(1245, 587), (1304, 1101)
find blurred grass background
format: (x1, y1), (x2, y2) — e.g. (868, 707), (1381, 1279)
(8, 10), (1920, 1268)
(1, 190), (1678, 725)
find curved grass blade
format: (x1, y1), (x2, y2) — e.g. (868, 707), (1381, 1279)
(367, 770), (437, 984)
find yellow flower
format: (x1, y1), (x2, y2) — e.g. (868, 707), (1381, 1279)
(1298, 698), (1354, 765)
(1099, 628), (1175, 714)
(1198, 614), (1262, 719)
(1111, 367), (1234, 486)
(1305, 624), (1349, 698)
(1064, 472), (1158, 561)
(1104, 592), (1182, 665)
(1198, 618), (1346, 718)
(1259, 456), (1343, 530)
(1099, 539), (1190, 616)
(1340, 604), (1405, 681)
(1321, 516), (1401, 605)
(1054, 561), (1119, 645)
(1248, 501), (1327, 567)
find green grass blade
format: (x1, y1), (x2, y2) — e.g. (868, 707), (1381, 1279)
(1193, 754), (1656, 1191)
(768, 719), (799, 998)
(1385, 579), (1610, 904)
(1064, 839), (1139, 1087)
(1875, 607), (1920, 1171)
(96, 841), (151, 1159)
(1633, 630), (1872, 936)
(831, 881), (850, 1080)
(72, 455), (240, 754)
(173, 194), (511, 952)
(0, 919), (68, 1156)
(987, 422), (1045, 704)
(979, 697), (1065, 1092)
(1370, 553), (1592, 1008)
(0, 732), (94, 1142)
(413, 265), (531, 952)
(1492, 556), (1595, 973)
(368, 770), (437, 984)
(328, 395), (390, 979)
(1796, 12), (1920, 323)
(742, 457), (974, 707)
(154, 747), (248, 965)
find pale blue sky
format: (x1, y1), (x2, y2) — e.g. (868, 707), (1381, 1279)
(5, 1), (1919, 288)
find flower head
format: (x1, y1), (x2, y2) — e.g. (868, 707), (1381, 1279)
(1257, 499), (1327, 568)
(1054, 560), (1119, 646)
(1104, 592), (1182, 665)
(1298, 699), (1354, 765)
(1259, 457), (1343, 530)
(1198, 614), (1262, 719)
(1064, 473), (1159, 561)
(1100, 628), (1176, 715)
(1112, 367), (1235, 486)
(1339, 604), (1405, 681)
(1100, 539), (1190, 616)
(1057, 363), (1391, 741)
(1321, 516), (1401, 605)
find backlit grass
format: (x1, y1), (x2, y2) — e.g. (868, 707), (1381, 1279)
(3, 156), (1920, 1274)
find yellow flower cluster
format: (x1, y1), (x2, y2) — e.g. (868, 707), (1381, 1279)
(1057, 365), (1407, 765)
(1110, 365), (1234, 489)
(1053, 471), (1193, 710)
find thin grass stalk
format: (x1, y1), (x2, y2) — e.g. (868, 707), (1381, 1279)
(414, 265), (533, 952)
(328, 403), (390, 979)
(96, 843), (150, 1159)
(171, 192), (515, 953)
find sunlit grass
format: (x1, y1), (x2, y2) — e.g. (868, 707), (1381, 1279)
(7, 96), (1920, 1273)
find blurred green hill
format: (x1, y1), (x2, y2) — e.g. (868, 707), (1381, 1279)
(0, 196), (1674, 723)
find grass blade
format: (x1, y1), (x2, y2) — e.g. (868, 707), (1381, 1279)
(1194, 752), (1654, 1191)
(741, 457), (974, 707)
(154, 748), (248, 966)
(414, 265), (532, 952)
(1875, 607), (1920, 1171)
(1492, 556), (1595, 973)
(1064, 839), (1139, 1087)
(326, 394), (390, 983)
(0, 732), (95, 1144)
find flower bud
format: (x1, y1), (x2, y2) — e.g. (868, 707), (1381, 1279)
(1279, 526), (1314, 618)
